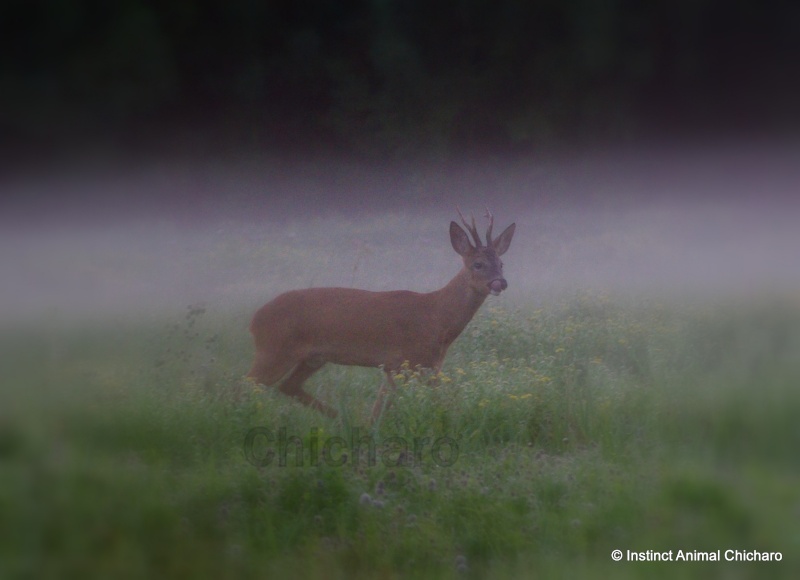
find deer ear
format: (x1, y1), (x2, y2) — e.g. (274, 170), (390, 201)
(450, 221), (473, 256)
(492, 223), (515, 256)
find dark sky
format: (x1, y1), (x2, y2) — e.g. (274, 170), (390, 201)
(1, 2), (799, 327)
(2, 0), (800, 169)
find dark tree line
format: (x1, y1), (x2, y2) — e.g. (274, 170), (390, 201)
(2, 0), (798, 159)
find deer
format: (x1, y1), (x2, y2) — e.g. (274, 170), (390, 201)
(247, 208), (515, 421)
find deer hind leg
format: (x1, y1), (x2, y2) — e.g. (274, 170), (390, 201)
(371, 371), (399, 423)
(276, 359), (338, 418)
(247, 350), (296, 387)
(248, 352), (337, 418)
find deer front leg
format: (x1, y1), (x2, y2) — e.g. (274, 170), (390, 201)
(371, 371), (399, 423)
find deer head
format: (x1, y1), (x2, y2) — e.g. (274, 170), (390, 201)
(450, 207), (516, 296)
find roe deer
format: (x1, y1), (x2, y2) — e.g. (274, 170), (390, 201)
(247, 208), (515, 421)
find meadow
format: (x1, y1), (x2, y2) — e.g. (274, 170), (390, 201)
(1, 201), (799, 579)
(2, 291), (798, 579)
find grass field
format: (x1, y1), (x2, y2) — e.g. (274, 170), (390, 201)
(2, 287), (799, 579)
(1, 192), (799, 579)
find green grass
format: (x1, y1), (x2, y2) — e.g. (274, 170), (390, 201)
(2, 293), (799, 579)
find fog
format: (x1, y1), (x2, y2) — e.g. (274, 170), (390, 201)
(2, 142), (799, 326)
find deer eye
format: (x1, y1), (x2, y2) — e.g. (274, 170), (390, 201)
(473, 261), (483, 270)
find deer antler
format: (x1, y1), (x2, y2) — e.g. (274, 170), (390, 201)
(484, 206), (494, 246)
(456, 205), (483, 247)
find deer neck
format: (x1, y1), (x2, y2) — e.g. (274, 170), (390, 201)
(432, 268), (488, 343)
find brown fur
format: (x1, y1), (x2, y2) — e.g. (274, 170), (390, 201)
(247, 213), (515, 421)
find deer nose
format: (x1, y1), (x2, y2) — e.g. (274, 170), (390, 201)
(488, 278), (507, 296)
